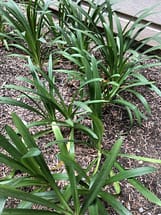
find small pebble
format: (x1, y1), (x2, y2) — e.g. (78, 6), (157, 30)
(139, 207), (144, 213)
(138, 160), (143, 164)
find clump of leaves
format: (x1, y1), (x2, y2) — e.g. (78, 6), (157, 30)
(1, 56), (161, 214)
(0, 112), (161, 215)
(0, 0), (58, 69)
(0, 3), (8, 47)
(0, 0), (161, 214)
(59, 0), (161, 125)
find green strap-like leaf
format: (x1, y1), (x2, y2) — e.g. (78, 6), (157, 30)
(150, 84), (161, 97)
(115, 162), (161, 207)
(119, 153), (161, 164)
(129, 179), (161, 207)
(63, 158), (80, 214)
(0, 153), (29, 173)
(88, 202), (99, 215)
(80, 138), (123, 214)
(126, 89), (151, 114)
(60, 154), (89, 183)
(74, 123), (98, 140)
(97, 199), (109, 215)
(99, 191), (132, 215)
(74, 101), (92, 113)
(0, 185), (64, 212)
(0, 97), (43, 116)
(113, 98), (143, 125)
(22, 148), (41, 158)
(0, 197), (6, 214)
(5, 125), (28, 155)
(1, 208), (60, 215)
(12, 113), (37, 149)
(106, 166), (156, 184)
(0, 177), (46, 188)
(0, 133), (22, 160)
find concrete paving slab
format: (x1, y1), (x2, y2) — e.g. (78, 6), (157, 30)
(49, 0), (161, 46)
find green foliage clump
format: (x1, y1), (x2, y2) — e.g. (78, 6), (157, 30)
(59, 0), (161, 125)
(0, 0), (161, 214)
(0, 0), (59, 68)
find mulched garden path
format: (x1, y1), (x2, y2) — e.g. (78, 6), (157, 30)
(0, 46), (161, 214)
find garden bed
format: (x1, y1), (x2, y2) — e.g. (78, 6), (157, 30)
(1, 0), (161, 214)
(0, 46), (161, 214)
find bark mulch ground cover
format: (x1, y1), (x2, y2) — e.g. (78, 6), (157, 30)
(0, 46), (161, 214)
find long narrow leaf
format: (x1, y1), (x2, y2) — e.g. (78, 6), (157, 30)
(81, 138), (123, 214)
(0, 97), (43, 116)
(0, 185), (63, 212)
(88, 202), (99, 215)
(62, 156), (80, 214)
(106, 166), (156, 184)
(5, 125), (32, 154)
(2, 209), (59, 215)
(0, 177), (46, 188)
(99, 191), (132, 215)
(0, 197), (6, 214)
(115, 162), (161, 207)
(129, 179), (161, 207)
(11, 114), (71, 212)
(0, 153), (29, 173)
(119, 153), (161, 164)
(0, 133), (22, 160)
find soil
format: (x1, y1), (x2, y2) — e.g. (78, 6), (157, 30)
(0, 45), (161, 215)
